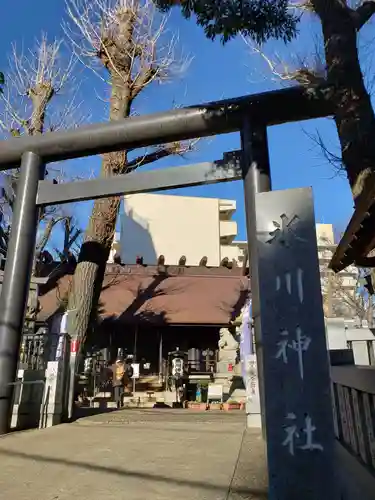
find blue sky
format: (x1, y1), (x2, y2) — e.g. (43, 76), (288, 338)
(0, 0), (367, 248)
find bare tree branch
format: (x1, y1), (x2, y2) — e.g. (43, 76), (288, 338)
(36, 216), (69, 253)
(54, 226), (82, 261)
(303, 125), (345, 174)
(242, 4), (375, 183)
(0, 34), (87, 272)
(289, 0), (316, 13)
(126, 138), (200, 170)
(63, 0), (192, 87)
(3, 35), (77, 136)
(242, 36), (327, 87)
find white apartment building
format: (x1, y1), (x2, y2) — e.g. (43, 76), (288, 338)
(316, 223), (357, 288)
(316, 223), (358, 318)
(117, 193), (246, 267)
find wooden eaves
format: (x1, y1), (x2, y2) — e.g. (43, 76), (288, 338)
(330, 174), (375, 272)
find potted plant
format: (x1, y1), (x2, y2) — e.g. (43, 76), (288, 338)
(186, 382), (208, 410)
(187, 401), (207, 410)
(208, 401), (223, 410)
(223, 400), (242, 411)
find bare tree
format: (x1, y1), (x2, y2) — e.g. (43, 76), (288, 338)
(0, 35), (85, 272)
(64, 0), (195, 349)
(2, 35), (76, 135)
(323, 268), (358, 315)
(243, 1), (375, 202)
(322, 268), (374, 326)
(243, 34), (344, 172)
(315, 233), (373, 324)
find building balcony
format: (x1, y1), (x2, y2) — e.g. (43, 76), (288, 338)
(219, 199), (236, 219)
(219, 220), (237, 243)
(220, 242), (247, 265)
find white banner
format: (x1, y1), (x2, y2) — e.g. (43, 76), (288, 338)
(131, 363), (140, 379)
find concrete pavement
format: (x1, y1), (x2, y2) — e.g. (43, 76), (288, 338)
(0, 409), (268, 500)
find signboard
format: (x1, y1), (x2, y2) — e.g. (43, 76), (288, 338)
(171, 357), (184, 378)
(131, 363), (140, 379)
(208, 383), (223, 402)
(47, 361), (59, 378)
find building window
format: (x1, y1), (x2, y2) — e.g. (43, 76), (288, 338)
(367, 341), (375, 366)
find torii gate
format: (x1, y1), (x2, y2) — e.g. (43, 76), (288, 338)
(0, 85), (339, 499)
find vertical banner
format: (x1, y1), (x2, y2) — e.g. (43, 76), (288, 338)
(239, 297), (252, 381)
(239, 298), (261, 425)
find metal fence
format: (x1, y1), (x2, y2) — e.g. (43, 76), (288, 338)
(331, 365), (375, 471)
(188, 360), (217, 373)
(19, 329), (48, 371)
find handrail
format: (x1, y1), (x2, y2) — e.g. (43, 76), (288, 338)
(8, 380), (45, 386)
(331, 365), (375, 395)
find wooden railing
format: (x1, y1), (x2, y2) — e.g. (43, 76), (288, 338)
(331, 365), (375, 472)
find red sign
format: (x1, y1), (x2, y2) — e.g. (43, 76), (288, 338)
(71, 339), (80, 354)
(228, 363), (233, 372)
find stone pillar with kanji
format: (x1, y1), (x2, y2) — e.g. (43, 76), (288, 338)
(250, 187), (339, 499)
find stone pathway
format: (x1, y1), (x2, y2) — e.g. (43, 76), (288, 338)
(0, 409), (268, 500)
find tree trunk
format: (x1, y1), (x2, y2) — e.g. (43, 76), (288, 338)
(29, 82), (54, 276)
(313, 0), (375, 200)
(67, 75), (132, 346)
